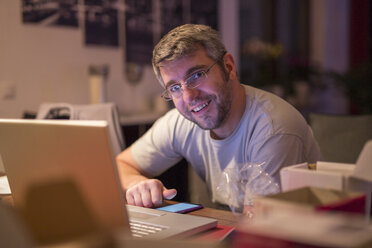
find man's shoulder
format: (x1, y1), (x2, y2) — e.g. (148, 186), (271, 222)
(241, 84), (308, 134)
(242, 84), (284, 103)
(242, 84), (301, 116)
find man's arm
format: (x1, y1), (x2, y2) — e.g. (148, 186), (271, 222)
(116, 147), (177, 208)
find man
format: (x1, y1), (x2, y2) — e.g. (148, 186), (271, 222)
(116, 24), (321, 209)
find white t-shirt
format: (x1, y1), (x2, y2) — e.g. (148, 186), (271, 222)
(131, 85), (321, 204)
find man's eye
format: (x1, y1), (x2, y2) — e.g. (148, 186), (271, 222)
(187, 71), (205, 84)
(169, 84), (182, 92)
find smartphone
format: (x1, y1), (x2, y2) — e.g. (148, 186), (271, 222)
(156, 202), (203, 213)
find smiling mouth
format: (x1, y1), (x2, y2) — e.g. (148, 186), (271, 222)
(192, 100), (211, 113)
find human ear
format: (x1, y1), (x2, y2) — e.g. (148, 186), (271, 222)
(222, 53), (237, 79)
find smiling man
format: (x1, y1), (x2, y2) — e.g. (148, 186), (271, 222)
(116, 24), (321, 209)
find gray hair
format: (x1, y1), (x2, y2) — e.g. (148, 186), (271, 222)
(152, 24), (227, 86)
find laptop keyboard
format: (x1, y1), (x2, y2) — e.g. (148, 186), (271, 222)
(129, 220), (167, 238)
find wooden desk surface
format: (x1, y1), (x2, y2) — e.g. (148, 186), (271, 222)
(161, 201), (241, 227)
(189, 207), (241, 227)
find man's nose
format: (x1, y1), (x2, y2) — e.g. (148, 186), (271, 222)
(181, 85), (199, 103)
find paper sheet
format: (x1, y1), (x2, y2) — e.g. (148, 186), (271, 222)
(0, 176), (11, 194)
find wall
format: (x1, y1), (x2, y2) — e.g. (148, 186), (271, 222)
(0, 1), (164, 118)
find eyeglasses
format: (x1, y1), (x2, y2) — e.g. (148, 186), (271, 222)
(161, 60), (218, 101)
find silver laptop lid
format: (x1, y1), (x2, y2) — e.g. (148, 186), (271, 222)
(0, 119), (129, 235)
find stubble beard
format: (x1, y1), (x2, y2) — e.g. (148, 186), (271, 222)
(182, 79), (233, 130)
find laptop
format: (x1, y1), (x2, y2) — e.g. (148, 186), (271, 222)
(0, 119), (217, 242)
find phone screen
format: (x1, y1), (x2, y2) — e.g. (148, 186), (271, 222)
(156, 203), (203, 213)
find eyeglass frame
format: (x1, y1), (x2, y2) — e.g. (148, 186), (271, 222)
(161, 60), (219, 101)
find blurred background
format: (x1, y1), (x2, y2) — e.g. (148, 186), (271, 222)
(0, 0), (371, 121)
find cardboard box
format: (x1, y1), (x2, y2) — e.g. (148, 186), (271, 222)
(280, 140), (372, 218)
(253, 187), (366, 215)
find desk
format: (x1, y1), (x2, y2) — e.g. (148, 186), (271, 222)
(164, 200), (240, 227)
(189, 207), (240, 227)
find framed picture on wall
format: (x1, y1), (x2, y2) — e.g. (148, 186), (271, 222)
(190, 0), (218, 30)
(22, 0), (79, 28)
(160, 0), (185, 37)
(84, 0), (119, 47)
(124, 0), (153, 64)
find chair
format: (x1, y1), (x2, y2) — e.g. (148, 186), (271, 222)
(309, 113), (372, 163)
(36, 102), (125, 156)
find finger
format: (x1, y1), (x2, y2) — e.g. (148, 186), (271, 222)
(127, 187), (143, 206)
(150, 185), (164, 207)
(131, 187), (144, 207)
(147, 179), (165, 207)
(163, 188), (177, 200)
(125, 190), (135, 205)
(139, 184), (153, 208)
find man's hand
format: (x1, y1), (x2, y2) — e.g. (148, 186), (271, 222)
(126, 179), (177, 207)
(116, 147), (177, 208)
